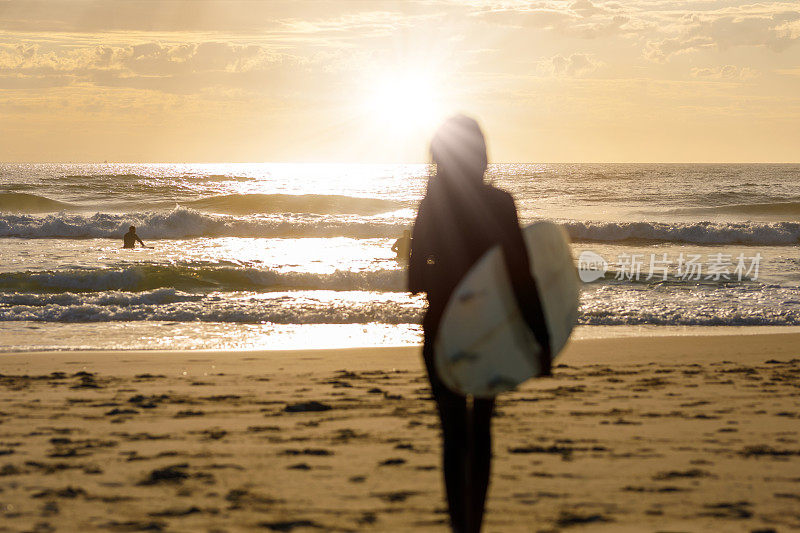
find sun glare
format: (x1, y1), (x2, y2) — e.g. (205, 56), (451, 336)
(363, 70), (445, 139)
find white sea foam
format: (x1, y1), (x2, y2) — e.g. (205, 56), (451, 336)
(564, 220), (800, 245)
(0, 207), (408, 239)
(0, 291), (423, 324)
(3, 286), (800, 326)
(578, 284), (800, 326)
(0, 288), (202, 306)
(0, 265), (407, 292)
(2, 209), (799, 245)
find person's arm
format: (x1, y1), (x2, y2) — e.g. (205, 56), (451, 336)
(498, 194), (552, 376)
(391, 240), (399, 253)
(137, 236), (146, 247)
(408, 199), (432, 294)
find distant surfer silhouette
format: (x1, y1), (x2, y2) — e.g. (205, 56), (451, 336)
(391, 230), (412, 261)
(123, 226), (146, 249)
(409, 114), (551, 533)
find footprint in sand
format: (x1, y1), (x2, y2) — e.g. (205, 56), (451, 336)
(258, 520), (323, 532)
(698, 501), (752, 519)
(554, 511), (612, 527)
(147, 505), (201, 517)
(174, 410), (204, 418)
(138, 464), (190, 485)
(652, 468), (714, 481)
(280, 448), (333, 456)
(284, 401), (332, 413)
(104, 520), (166, 531)
(372, 490), (419, 503)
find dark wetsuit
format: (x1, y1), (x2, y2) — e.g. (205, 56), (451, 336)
(392, 236), (411, 260)
(123, 231), (144, 249)
(409, 179), (550, 533)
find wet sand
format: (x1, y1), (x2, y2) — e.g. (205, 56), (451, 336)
(0, 333), (799, 532)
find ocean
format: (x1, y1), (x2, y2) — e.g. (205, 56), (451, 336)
(1, 163), (799, 351)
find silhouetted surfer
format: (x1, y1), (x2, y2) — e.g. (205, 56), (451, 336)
(409, 115), (551, 533)
(391, 229), (412, 261)
(123, 226), (146, 249)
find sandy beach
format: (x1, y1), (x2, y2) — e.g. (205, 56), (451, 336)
(0, 333), (798, 532)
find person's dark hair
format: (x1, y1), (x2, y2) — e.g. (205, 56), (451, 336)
(129, 226), (135, 232)
(430, 114), (488, 186)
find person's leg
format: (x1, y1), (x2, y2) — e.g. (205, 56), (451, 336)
(423, 342), (468, 533)
(467, 396), (495, 533)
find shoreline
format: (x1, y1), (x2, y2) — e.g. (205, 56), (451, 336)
(2, 330), (799, 368)
(4, 323), (800, 354)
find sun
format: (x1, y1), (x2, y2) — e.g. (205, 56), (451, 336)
(363, 69), (445, 139)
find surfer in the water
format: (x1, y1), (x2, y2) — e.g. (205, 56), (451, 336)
(122, 226), (146, 249)
(391, 229), (412, 261)
(409, 114), (551, 533)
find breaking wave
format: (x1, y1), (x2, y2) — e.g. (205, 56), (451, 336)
(0, 265), (406, 293)
(3, 286), (799, 326)
(182, 193), (403, 215)
(564, 220), (800, 245)
(0, 289), (423, 324)
(0, 207), (408, 239)
(3, 209), (799, 245)
(578, 311), (800, 326)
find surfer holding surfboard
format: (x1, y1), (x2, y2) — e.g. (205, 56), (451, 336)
(409, 115), (557, 533)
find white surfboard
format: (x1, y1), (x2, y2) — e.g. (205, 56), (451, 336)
(434, 221), (580, 398)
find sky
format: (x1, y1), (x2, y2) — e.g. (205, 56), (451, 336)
(0, 0), (799, 163)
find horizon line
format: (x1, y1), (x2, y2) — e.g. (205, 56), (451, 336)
(3, 161), (800, 165)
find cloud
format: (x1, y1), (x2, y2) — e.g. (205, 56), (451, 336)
(0, 0), (319, 32)
(0, 1), (428, 36)
(644, 9), (800, 61)
(0, 42), (295, 92)
(550, 53), (602, 76)
(705, 13), (798, 51)
(122, 42), (278, 76)
(467, 1), (799, 59)
(475, 1), (628, 37)
(570, 0), (605, 18)
(690, 65), (760, 80)
(277, 10), (414, 35)
(644, 36), (715, 62)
